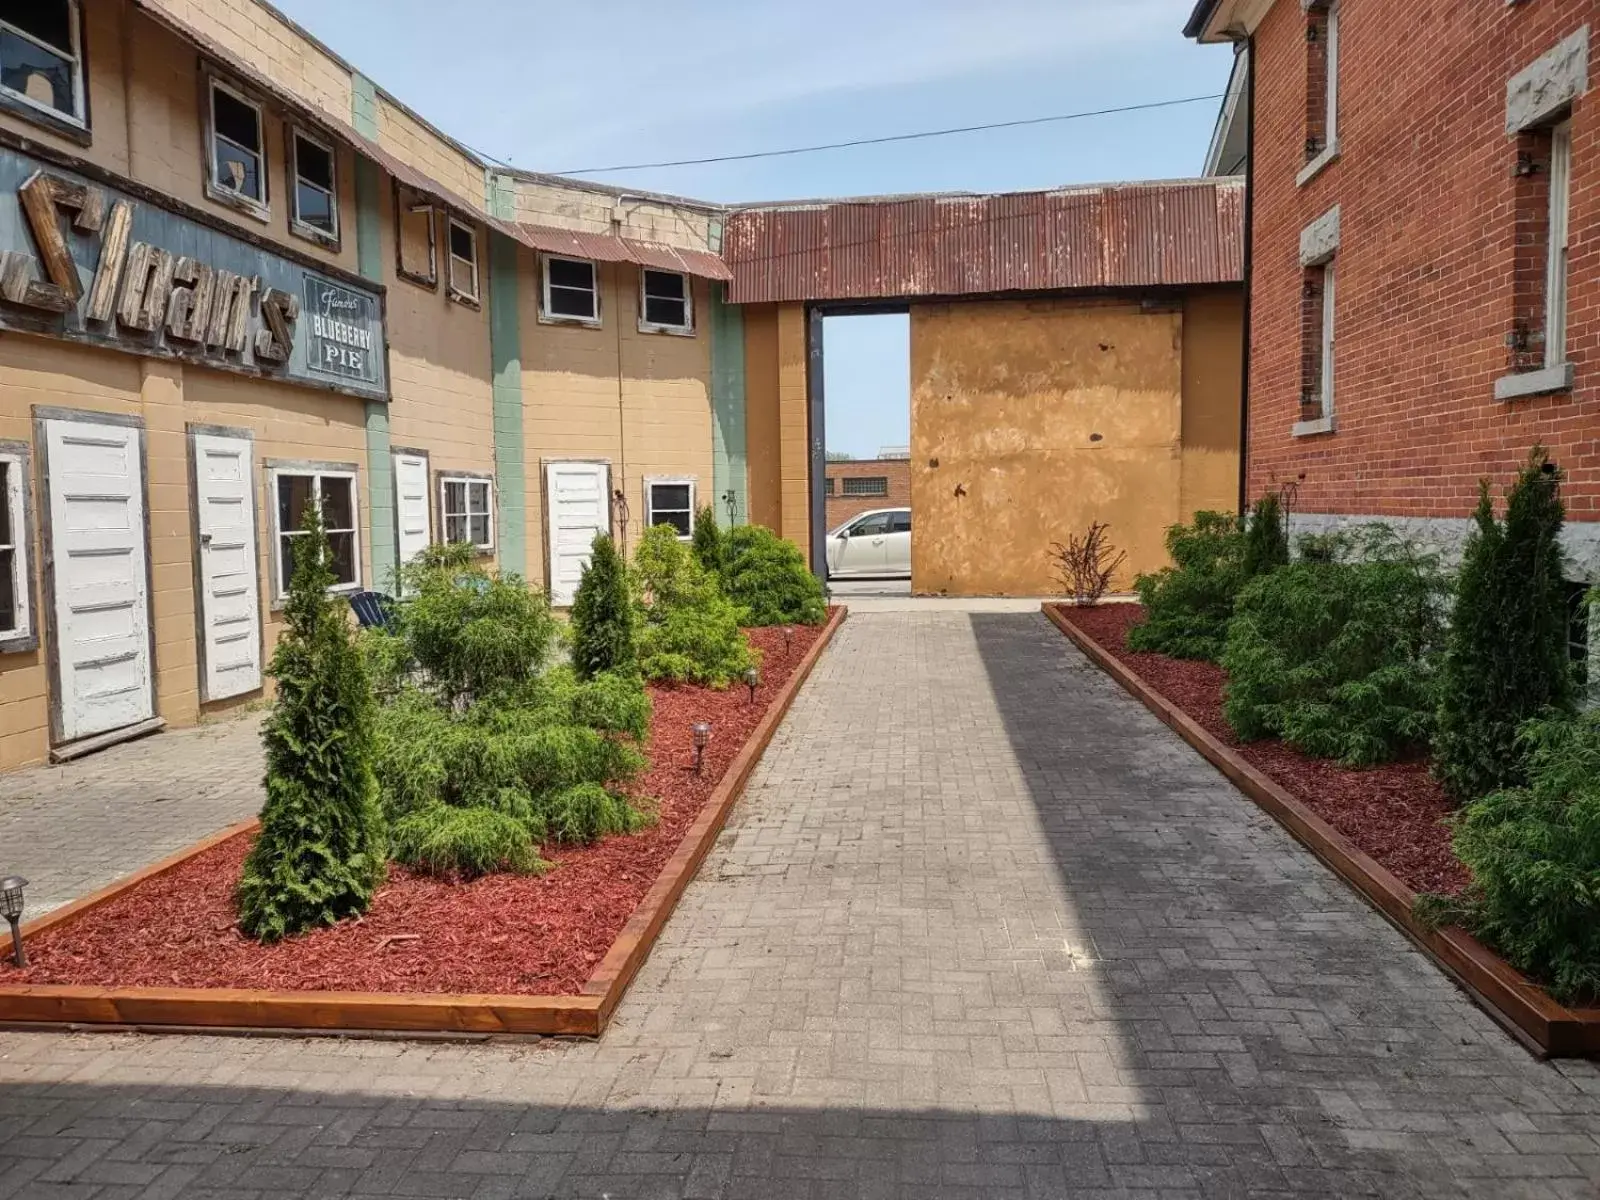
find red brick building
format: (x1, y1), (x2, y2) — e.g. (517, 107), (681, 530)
(1186, 2), (1597, 618)
(823, 456), (912, 529)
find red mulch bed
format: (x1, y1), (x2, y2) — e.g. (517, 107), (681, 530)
(1060, 603), (1469, 897)
(5, 620), (830, 996)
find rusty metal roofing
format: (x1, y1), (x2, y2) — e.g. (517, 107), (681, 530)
(517, 226), (732, 280)
(722, 179), (1244, 305)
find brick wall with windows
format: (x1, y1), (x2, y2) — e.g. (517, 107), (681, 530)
(823, 457), (911, 528)
(1245, 2), (1597, 549)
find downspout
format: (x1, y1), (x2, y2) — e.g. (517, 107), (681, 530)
(1236, 36), (1256, 517)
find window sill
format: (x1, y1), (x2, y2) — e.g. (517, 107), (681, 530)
(204, 182), (270, 224)
(1291, 414), (1337, 438)
(1494, 363), (1575, 402)
(0, 632), (39, 655)
(290, 221), (341, 254)
(1296, 139), (1340, 188)
(539, 310), (603, 330)
(397, 267), (439, 290)
(0, 91), (91, 147)
(638, 321), (696, 338)
(447, 287), (482, 310)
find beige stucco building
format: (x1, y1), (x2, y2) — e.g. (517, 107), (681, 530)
(0, 0), (1244, 773)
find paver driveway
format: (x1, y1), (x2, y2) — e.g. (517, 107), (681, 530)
(2, 611), (1600, 1199)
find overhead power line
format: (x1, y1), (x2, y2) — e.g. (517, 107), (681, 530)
(554, 94), (1226, 176)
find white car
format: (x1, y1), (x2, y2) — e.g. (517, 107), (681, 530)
(826, 508), (911, 579)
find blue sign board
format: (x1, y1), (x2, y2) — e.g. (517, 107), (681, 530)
(0, 146), (388, 401)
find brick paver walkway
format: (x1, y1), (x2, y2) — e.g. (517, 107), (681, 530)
(2, 612), (1600, 1198)
(0, 716), (265, 914)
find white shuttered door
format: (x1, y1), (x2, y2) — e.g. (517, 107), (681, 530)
(44, 418), (154, 742)
(545, 462), (608, 606)
(393, 451), (432, 576)
(192, 432), (262, 701)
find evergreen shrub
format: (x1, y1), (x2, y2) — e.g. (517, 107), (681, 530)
(1222, 526), (1447, 766)
(1433, 449), (1573, 803)
(1419, 711), (1600, 1003)
(1127, 511), (1247, 661)
(634, 524), (754, 686)
(722, 524), (827, 627)
(570, 533), (636, 681)
(237, 508), (387, 941)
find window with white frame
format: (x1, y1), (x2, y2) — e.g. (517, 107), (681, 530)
(439, 474), (493, 551)
(0, 0), (83, 127)
(447, 219), (479, 303)
(1547, 119), (1572, 370)
(640, 269), (692, 332)
(1301, 0), (1338, 172)
(645, 479), (695, 539)
(271, 466), (360, 599)
(0, 445), (32, 647)
(209, 78), (266, 209)
(1319, 262), (1336, 416)
(543, 255), (599, 323)
(291, 129), (337, 241)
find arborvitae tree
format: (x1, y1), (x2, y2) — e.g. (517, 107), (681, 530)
(570, 533), (637, 681)
(1242, 492), (1290, 579)
(237, 507), (387, 942)
(1433, 448), (1574, 803)
(691, 505), (726, 577)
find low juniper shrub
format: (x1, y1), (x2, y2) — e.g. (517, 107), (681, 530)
(1417, 710), (1600, 1004)
(1222, 526), (1447, 766)
(634, 524), (755, 687)
(1126, 511), (1247, 661)
(721, 524), (827, 627)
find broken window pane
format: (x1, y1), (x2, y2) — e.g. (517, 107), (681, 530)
(0, 1), (73, 54)
(213, 87), (260, 151)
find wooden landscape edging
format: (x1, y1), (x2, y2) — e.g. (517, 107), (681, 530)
(1042, 602), (1600, 1059)
(0, 608), (846, 1039)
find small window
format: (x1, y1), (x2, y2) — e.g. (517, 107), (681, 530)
(0, 0), (84, 127)
(439, 475), (493, 551)
(1300, 261), (1335, 423)
(209, 79), (266, 210)
(0, 445), (32, 648)
(543, 255), (599, 323)
(645, 479), (695, 539)
(1547, 120), (1571, 370)
(447, 219), (479, 304)
(1301, 1), (1338, 169)
(841, 476), (889, 497)
(824, 477), (835, 496)
(291, 129), (337, 242)
(396, 185), (437, 288)
(271, 467), (360, 600)
(640, 269), (691, 333)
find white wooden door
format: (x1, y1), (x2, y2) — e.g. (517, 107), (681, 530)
(545, 461), (608, 606)
(192, 431), (261, 701)
(393, 451), (431, 580)
(44, 417), (154, 742)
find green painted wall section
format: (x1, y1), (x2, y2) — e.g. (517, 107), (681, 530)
(485, 169), (516, 220)
(709, 282), (748, 527)
(489, 230), (526, 577)
(351, 73), (379, 140)
(353, 114), (394, 588)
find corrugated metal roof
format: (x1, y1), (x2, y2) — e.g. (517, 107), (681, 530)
(722, 179), (1245, 305)
(518, 226), (733, 281)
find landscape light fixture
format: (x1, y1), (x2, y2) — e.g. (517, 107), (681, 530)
(692, 722), (712, 774)
(744, 666), (760, 704)
(783, 626), (795, 655)
(0, 876), (27, 968)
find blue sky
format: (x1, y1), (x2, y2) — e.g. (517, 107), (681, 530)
(274, 0), (1234, 458)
